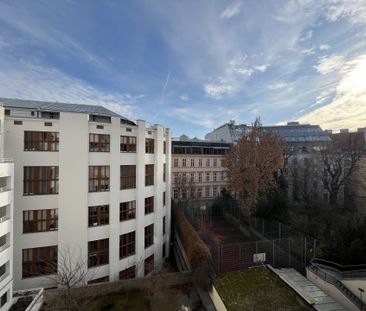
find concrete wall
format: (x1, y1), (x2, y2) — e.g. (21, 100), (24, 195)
(342, 279), (366, 304)
(4, 111), (171, 290)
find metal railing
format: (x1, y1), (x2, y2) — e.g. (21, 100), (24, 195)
(309, 259), (366, 310)
(0, 215), (10, 223)
(0, 158), (13, 163)
(0, 243), (10, 253)
(0, 186), (10, 193)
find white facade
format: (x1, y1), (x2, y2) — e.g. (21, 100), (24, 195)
(0, 107), (14, 311)
(2, 102), (171, 290)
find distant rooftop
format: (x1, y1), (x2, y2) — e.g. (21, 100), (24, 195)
(0, 98), (134, 124)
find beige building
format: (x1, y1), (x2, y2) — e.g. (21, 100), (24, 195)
(171, 135), (231, 207)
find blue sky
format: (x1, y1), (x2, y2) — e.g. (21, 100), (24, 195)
(0, 0), (366, 138)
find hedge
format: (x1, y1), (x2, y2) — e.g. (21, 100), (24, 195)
(174, 208), (214, 290)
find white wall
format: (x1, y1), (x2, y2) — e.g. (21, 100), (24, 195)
(4, 111), (171, 290)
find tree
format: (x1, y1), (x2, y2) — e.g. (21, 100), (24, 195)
(223, 118), (286, 215)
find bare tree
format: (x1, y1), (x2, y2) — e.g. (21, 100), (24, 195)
(223, 118), (286, 215)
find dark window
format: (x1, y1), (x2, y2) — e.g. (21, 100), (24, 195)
(163, 164), (166, 182)
(163, 216), (166, 235)
(145, 164), (154, 186)
(88, 239), (109, 268)
(88, 205), (109, 227)
(89, 115), (111, 123)
(0, 292), (7, 307)
(119, 231), (135, 259)
(14, 120), (22, 125)
(23, 209), (58, 233)
(145, 197), (154, 214)
(120, 165), (136, 189)
(88, 276), (109, 284)
(163, 141), (166, 154)
(120, 136), (136, 152)
(144, 224), (154, 248)
(24, 131), (59, 151)
(89, 134), (110, 152)
(0, 263), (6, 278)
(163, 192), (166, 206)
(144, 255), (154, 275)
(44, 122), (52, 127)
(89, 166), (110, 192)
(23, 166), (59, 195)
(120, 201), (136, 221)
(126, 128), (132, 132)
(119, 266), (135, 280)
(145, 138), (154, 153)
(96, 125), (104, 129)
(22, 246), (57, 278)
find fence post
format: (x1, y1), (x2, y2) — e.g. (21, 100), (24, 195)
(288, 239), (291, 267)
(304, 236), (307, 270)
(313, 239), (316, 259)
(272, 240), (275, 266)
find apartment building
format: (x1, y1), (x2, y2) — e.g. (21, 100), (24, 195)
(1, 98), (171, 290)
(172, 135), (231, 207)
(0, 107), (14, 311)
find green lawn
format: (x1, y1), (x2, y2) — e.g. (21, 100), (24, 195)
(214, 267), (312, 311)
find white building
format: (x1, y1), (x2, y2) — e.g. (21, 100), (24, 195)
(0, 107), (14, 310)
(1, 98), (171, 290)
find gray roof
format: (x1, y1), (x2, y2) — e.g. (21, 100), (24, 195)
(0, 98), (134, 124)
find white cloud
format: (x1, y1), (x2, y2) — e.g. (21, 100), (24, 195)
(299, 54), (366, 131)
(0, 62), (142, 119)
(220, 1), (243, 19)
(314, 54), (345, 74)
(267, 82), (288, 90)
(300, 30), (313, 41)
(319, 44), (331, 50)
(204, 82), (235, 99)
(253, 64), (270, 72)
(179, 94), (191, 101)
(324, 0), (366, 25)
(301, 47), (316, 56)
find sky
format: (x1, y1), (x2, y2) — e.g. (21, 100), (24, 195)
(0, 0), (366, 138)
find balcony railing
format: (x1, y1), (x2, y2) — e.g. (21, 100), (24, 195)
(0, 243), (10, 253)
(0, 215), (10, 223)
(0, 158), (13, 163)
(0, 186), (10, 193)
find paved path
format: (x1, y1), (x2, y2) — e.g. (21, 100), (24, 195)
(271, 267), (347, 311)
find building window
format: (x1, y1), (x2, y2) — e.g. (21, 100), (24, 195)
(163, 192), (166, 206)
(22, 246), (57, 278)
(23, 166), (59, 195)
(145, 138), (155, 153)
(198, 172), (202, 182)
(206, 159), (210, 167)
(174, 159), (178, 167)
(163, 163), (166, 182)
(173, 189), (178, 199)
(119, 266), (136, 280)
(88, 205), (109, 227)
(190, 188), (195, 198)
(88, 239), (109, 268)
(191, 159), (195, 167)
(120, 201), (136, 221)
(163, 141), (166, 154)
(182, 159), (186, 167)
(197, 187), (202, 197)
(120, 232), (135, 259)
(120, 136), (136, 152)
(213, 172), (217, 182)
(23, 209), (58, 233)
(144, 255), (154, 275)
(89, 166), (110, 192)
(120, 165), (136, 189)
(0, 292), (7, 307)
(24, 131), (59, 151)
(213, 186), (217, 197)
(221, 171), (225, 181)
(198, 159), (202, 167)
(174, 173), (178, 184)
(190, 173), (195, 182)
(206, 172), (210, 182)
(163, 216), (166, 235)
(145, 164), (154, 186)
(182, 173), (186, 183)
(145, 196), (154, 214)
(88, 276), (109, 284)
(205, 186), (210, 197)
(144, 224), (154, 248)
(182, 189), (187, 199)
(213, 159), (217, 167)
(89, 134), (110, 152)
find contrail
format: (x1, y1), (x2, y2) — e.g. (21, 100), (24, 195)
(161, 71), (171, 104)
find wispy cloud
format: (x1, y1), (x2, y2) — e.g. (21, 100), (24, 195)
(179, 94), (191, 101)
(267, 82), (288, 90)
(220, 1), (243, 19)
(314, 54), (345, 74)
(299, 54), (366, 130)
(319, 44), (331, 51)
(300, 30), (313, 41)
(253, 64), (270, 72)
(0, 62), (143, 119)
(204, 81), (235, 99)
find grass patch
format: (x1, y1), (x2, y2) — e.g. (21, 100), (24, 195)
(89, 292), (149, 311)
(214, 266), (311, 311)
